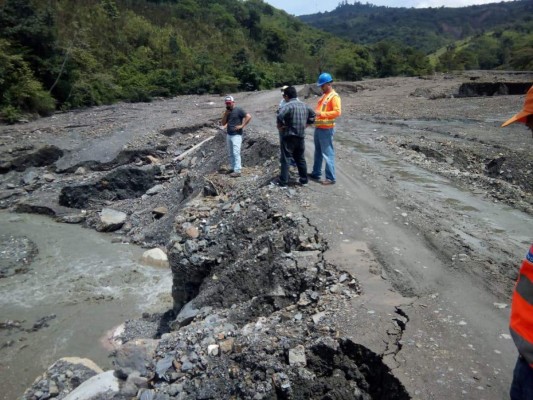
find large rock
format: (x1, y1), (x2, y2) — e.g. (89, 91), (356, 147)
(21, 357), (103, 400)
(288, 345), (307, 366)
(113, 339), (159, 376)
(170, 300), (200, 329)
(15, 192), (84, 217)
(141, 248), (169, 268)
(8, 145), (64, 172)
(97, 208), (127, 232)
(63, 370), (119, 400)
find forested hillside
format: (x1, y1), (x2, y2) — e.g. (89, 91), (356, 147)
(0, 0), (434, 122)
(301, 1), (533, 72)
(301, 1), (532, 53)
(5, 1), (530, 123)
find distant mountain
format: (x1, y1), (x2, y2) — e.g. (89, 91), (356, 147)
(300, 0), (533, 54)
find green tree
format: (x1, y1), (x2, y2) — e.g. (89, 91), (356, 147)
(243, 8), (261, 39)
(436, 46), (458, 72)
(454, 48), (478, 70)
(262, 27), (288, 62)
(101, 0), (119, 20)
(372, 41), (402, 78)
(333, 47), (375, 81)
(232, 49), (264, 91)
(310, 38), (327, 74)
(401, 47), (433, 76)
(0, 0), (60, 91)
(0, 39), (55, 121)
(468, 36), (500, 69)
(508, 30), (533, 70)
(509, 46), (533, 70)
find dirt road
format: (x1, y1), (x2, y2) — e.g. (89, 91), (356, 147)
(245, 74), (533, 398)
(301, 142), (523, 399)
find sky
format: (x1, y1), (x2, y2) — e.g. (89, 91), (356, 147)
(263, 0), (515, 16)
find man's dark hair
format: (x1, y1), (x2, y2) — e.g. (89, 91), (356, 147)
(283, 86), (298, 100)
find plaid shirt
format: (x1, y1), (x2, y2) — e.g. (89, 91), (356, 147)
(277, 99), (316, 137)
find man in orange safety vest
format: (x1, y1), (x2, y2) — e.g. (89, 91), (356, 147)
(309, 72), (341, 186)
(502, 84), (533, 400)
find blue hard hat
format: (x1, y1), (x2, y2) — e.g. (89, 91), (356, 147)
(317, 72), (333, 86)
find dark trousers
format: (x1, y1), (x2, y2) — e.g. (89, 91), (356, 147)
(279, 135), (307, 185)
(511, 356), (533, 400)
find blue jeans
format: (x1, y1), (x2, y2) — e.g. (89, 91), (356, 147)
(312, 128), (335, 182)
(226, 134), (242, 173)
(510, 356), (533, 400)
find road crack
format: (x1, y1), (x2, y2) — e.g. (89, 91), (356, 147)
(385, 306), (410, 369)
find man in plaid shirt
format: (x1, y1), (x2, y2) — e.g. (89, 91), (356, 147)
(276, 86), (316, 187)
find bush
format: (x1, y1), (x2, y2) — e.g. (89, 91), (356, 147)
(115, 64), (156, 102)
(122, 86), (153, 102)
(65, 73), (121, 108)
(0, 40), (56, 116)
(147, 69), (183, 97)
(213, 75), (240, 94)
(29, 88), (56, 116)
(0, 105), (23, 124)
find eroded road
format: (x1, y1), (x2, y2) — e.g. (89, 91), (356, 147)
(247, 76), (533, 399)
(301, 136), (527, 399)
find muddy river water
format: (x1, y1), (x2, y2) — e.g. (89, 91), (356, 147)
(0, 212), (172, 400)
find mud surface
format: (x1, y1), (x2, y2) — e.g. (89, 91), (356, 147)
(1, 71), (532, 399)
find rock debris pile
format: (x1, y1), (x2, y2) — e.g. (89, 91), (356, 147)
(10, 120), (408, 399)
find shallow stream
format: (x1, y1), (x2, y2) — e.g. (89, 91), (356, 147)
(0, 212), (172, 400)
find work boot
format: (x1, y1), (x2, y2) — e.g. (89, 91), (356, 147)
(229, 172), (241, 178)
(273, 178), (287, 187)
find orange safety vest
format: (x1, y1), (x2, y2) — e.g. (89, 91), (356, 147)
(315, 89), (341, 129)
(510, 243), (533, 366)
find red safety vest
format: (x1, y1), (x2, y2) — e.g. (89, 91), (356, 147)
(510, 244), (533, 366)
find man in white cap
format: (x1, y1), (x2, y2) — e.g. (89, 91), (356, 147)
(502, 85), (533, 400)
(220, 95), (252, 177)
